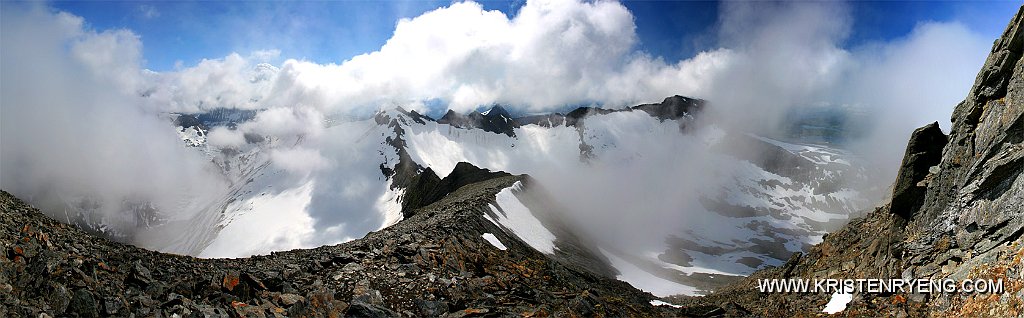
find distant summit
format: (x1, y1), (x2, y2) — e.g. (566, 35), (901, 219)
(435, 97), (707, 137)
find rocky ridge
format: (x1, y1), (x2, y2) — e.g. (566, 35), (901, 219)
(1, 165), (687, 317)
(433, 95), (705, 137)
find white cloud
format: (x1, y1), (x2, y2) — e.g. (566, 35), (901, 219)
(206, 127), (247, 148)
(0, 4), (228, 233)
(842, 21), (989, 181)
(270, 148), (330, 174)
(145, 0), (733, 114)
(241, 106), (324, 138)
(144, 53), (277, 113)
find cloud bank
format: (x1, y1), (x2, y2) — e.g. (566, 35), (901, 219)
(126, 0), (732, 115)
(0, 4), (228, 237)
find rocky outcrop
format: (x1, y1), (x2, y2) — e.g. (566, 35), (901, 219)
(399, 162), (512, 218)
(563, 106), (617, 127)
(174, 114), (208, 132)
(436, 96), (707, 132)
(514, 113), (567, 127)
(437, 106), (517, 137)
(631, 95), (704, 122)
(890, 122), (947, 219)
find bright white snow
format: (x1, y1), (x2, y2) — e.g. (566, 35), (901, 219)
(200, 180), (319, 258)
(486, 182), (558, 254)
(481, 233), (507, 250)
(600, 248), (698, 296)
(196, 119), (410, 257)
(377, 182), (405, 229)
(822, 291), (853, 314)
(650, 300), (682, 308)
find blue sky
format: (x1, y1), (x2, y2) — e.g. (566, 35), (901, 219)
(48, 0), (1019, 71)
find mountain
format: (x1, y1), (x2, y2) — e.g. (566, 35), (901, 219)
(3, 82), (876, 307)
(671, 6), (1024, 316)
(9, 7), (1019, 316)
(437, 105), (517, 137)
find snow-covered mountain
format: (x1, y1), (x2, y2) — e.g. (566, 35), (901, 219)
(64, 95), (874, 296)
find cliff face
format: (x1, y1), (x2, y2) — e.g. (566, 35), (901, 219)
(675, 6), (1024, 316)
(908, 4), (1024, 264)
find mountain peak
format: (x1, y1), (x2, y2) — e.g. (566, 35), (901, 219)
(482, 105), (512, 119)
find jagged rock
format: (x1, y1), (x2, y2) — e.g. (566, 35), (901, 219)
(174, 114), (206, 131)
(890, 122), (947, 219)
(399, 162), (511, 217)
(515, 113), (566, 127)
(437, 105), (517, 137)
(126, 260), (153, 288)
(277, 293), (305, 306)
(342, 262), (364, 273)
(631, 95), (704, 121)
(415, 299), (449, 316)
(347, 301), (400, 318)
(102, 296), (124, 315)
(44, 282), (71, 314)
(568, 290), (600, 316)
(67, 289), (98, 318)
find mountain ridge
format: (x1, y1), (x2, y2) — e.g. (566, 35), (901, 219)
(0, 163), (679, 317)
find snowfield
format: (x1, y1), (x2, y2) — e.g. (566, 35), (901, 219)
(483, 181), (558, 255)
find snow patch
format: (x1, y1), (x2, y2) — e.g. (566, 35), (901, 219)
(650, 300), (682, 308)
(377, 182), (404, 229)
(481, 233), (507, 250)
(600, 248), (698, 297)
(201, 180), (317, 258)
(487, 181), (557, 254)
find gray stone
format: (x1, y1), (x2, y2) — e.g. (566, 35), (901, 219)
(278, 293), (305, 306)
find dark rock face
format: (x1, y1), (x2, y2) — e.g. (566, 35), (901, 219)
(437, 105), (518, 137)
(194, 108), (258, 126)
(399, 162), (511, 218)
(675, 6), (1024, 316)
(515, 113), (567, 127)
(174, 114), (207, 131)
(631, 95), (704, 121)
(437, 97), (706, 134)
(889, 122), (948, 219)
(395, 106), (435, 125)
(564, 106), (617, 127)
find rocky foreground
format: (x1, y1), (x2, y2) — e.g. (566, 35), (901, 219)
(0, 172), (697, 317)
